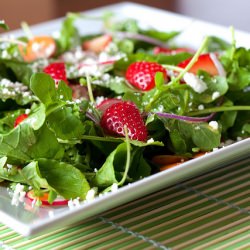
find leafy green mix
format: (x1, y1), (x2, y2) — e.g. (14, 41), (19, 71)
(0, 13), (249, 204)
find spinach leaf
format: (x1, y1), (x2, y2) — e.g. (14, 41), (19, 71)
(0, 20), (9, 31)
(92, 142), (127, 187)
(0, 122), (64, 165)
(21, 161), (48, 189)
(56, 13), (81, 53)
(161, 119), (221, 153)
(0, 59), (33, 85)
(0, 156), (25, 182)
(30, 73), (85, 141)
(38, 158), (90, 199)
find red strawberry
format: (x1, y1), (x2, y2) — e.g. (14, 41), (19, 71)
(96, 98), (123, 114)
(178, 53), (224, 76)
(43, 62), (68, 84)
(153, 47), (194, 55)
(82, 35), (112, 53)
(14, 114), (28, 127)
(125, 61), (167, 91)
(100, 101), (148, 141)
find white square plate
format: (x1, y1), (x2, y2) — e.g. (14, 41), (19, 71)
(0, 2), (249, 236)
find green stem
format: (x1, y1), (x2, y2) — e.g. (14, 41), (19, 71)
(21, 22), (33, 39)
(175, 36), (209, 82)
(188, 105), (250, 116)
(145, 37), (209, 112)
(118, 125), (131, 186)
(85, 74), (95, 104)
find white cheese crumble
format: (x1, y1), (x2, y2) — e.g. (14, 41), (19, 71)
(111, 183), (118, 193)
(11, 183), (26, 206)
(147, 138), (155, 143)
(183, 73), (208, 93)
(68, 197), (81, 210)
(209, 121), (219, 130)
(212, 91), (220, 100)
(85, 188), (96, 201)
(198, 104), (204, 110)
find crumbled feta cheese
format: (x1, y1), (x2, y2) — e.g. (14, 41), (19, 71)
(198, 104), (204, 110)
(86, 189), (96, 201)
(183, 73), (208, 93)
(111, 183), (118, 193)
(147, 138), (154, 143)
(209, 121), (218, 130)
(212, 91), (220, 100)
(95, 96), (105, 106)
(68, 197), (81, 209)
(11, 183), (26, 206)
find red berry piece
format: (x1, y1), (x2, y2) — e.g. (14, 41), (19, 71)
(125, 61), (167, 91)
(14, 114), (28, 127)
(100, 101), (148, 141)
(178, 53), (225, 76)
(43, 62), (68, 84)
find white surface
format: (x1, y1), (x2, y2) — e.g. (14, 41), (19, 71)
(0, 2), (250, 236)
(175, 0), (250, 33)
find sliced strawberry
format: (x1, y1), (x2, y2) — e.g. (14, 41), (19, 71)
(14, 114), (28, 127)
(153, 47), (194, 55)
(100, 101), (148, 141)
(43, 62), (68, 84)
(26, 190), (68, 206)
(125, 61), (167, 91)
(178, 53), (224, 76)
(96, 98), (123, 114)
(82, 35), (112, 53)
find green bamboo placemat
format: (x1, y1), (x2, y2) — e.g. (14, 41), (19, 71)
(1, 158), (249, 250)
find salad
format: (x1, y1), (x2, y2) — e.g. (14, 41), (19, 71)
(0, 12), (249, 206)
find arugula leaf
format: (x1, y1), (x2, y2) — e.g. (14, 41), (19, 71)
(161, 119), (221, 153)
(30, 73), (85, 141)
(0, 122), (64, 165)
(56, 13), (81, 53)
(205, 36), (231, 52)
(0, 156), (25, 182)
(141, 29), (179, 42)
(21, 161), (48, 189)
(0, 20), (9, 31)
(38, 158), (90, 199)
(30, 73), (58, 105)
(92, 142), (127, 187)
(0, 59), (32, 85)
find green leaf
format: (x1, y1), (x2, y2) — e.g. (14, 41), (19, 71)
(57, 13), (81, 53)
(161, 119), (221, 153)
(141, 29), (179, 42)
(92, 142), (127, 187)
(30, 73), (57, 106)
(0, 20), (9, 30)
(0, 156), (25, 183)
(38, 158), (90, 199)
(0, 59), (33, 85)
(0, 123), (64, 165)
(21, 161), (48, 189)
(47, 105), (85, 140)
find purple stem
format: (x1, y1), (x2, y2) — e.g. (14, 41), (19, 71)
(155, 112), (216, 122)
(107, 31), (168, 48)
(86, 111), (100, 125)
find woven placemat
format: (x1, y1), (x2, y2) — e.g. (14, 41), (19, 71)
(1, 158), (249, 250)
